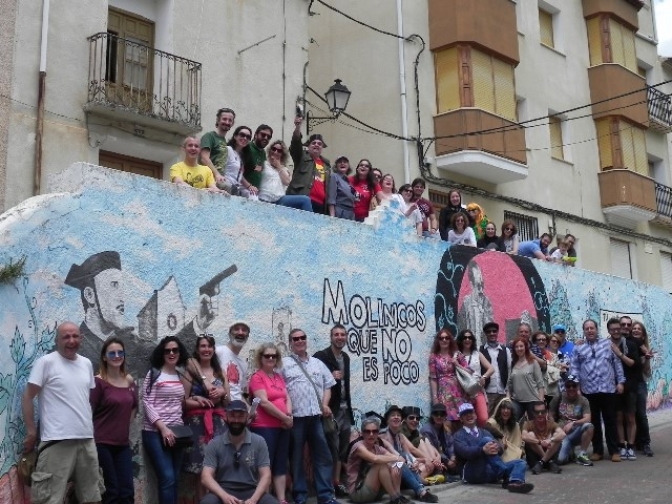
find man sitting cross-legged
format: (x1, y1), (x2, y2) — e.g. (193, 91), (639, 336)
(454, 403), (533, 494)
(549, 375), (594, 467)
(522, 401), (566, 474)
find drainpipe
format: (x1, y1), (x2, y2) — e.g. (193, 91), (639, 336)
(396, 0), (411, 184)
(34, 0), (50, 195)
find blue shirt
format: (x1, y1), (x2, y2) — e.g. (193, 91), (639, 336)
(559, 340), (574, 356)
(569, 338), (625, 394)
(518, 239), (546, 258)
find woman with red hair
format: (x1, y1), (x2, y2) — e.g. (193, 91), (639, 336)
(429, 330), (469, 429)
(507, 337), (545, 421)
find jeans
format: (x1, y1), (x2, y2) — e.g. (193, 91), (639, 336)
(400, 465), (425, 496)
(635, 381), (651, 446)
(97, 444), (134, 504)
(142, 430), (184, 504)
(201, 488), (278, 504)
(290, 415), (334, 503)
(557, 423), (593, 463)
(484, 457), (528, 484)
(584, 392), (618, 456)
(326, 408), (352, 463)
(276, 195), (313, 212)
(250, 426), (290, 475)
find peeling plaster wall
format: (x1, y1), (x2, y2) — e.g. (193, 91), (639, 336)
(1, 165), (672, 500)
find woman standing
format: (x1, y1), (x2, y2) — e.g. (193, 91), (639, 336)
(477, 222), (506, 252)
(533, 331), (561, 405)
(438, 189), (467, 241)
(91, 337), (137, 504)
(501, 220), (519, 254)
(456, 330), (494, 426)
(429, 330), (469, 430)
(249, 343), (293, 504)
(142, 336), (188, 504)
(258, 140), (313, 211)
(349, 159), (382, 222)
(507, 337), (545, 421)
(328, 156), (357, 219)
(182, 336), (230, 501)
(393, 184), (423, 236)
(223, 126), (255, 197)
(447, 212), (476, 247)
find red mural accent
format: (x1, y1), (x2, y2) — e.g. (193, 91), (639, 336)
(0, 467), (30, 504)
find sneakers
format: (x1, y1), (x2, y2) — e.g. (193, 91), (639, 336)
(507, 482), (534, 494)
(547, 460), (562, 474)
(643, 444), (654, 457)
(619, 447), (627, 459)
(575, 454), (594, 466)
(418, 491), (439, 503)
(398, 496), (412, 504)
(334, 483), (349, 498)
(589, 453), (603, 462)
(626, 447), (637, 461)
(531, 461), (544, 475)
(611, 453), (622, 462)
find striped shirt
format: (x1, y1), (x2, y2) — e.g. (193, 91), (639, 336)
(281, 354), (335, 417)
(570, 338), (625, 394)
(142, 370), (185, 431)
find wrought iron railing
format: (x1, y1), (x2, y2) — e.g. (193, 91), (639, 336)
(655, 182), (672, 219)
(86, 32), (201, 129)
(647, 86), (672, 130)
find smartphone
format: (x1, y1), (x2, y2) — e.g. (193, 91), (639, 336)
(296, 104), (304, 118)
(249, 397), (261, 417)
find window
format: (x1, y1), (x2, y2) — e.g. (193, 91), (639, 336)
(435, 48), (460, 114)
(586, 16), (637, 72)
(595, 117), (647, 173)
(610, 238), (633, 279)
(99, 151), (163, 179)
(548, 115), (564, 160)
(661, 252), (672, 293)
(504, 211), (539, 242)
(620, 122), (648, 175)
(472, 49), (516, 121)
(539, 9), (554, 48)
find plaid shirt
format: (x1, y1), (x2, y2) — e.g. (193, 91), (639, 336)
(570, 338), (625, 394)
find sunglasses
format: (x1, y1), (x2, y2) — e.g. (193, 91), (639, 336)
(238, 132), (251, 139)
(258, 132), (272, 139)
(363, 429), (379, 435)
(504, 227), (514, 231)
(406, 415), (419, 421)
(463, 336), (475, 341)
(292, 335), (307, 341)
(565, 383), (578, 389)
(486, 330), (498, 334)
(555, 330), (566, 334)
(234, 451), (242, 469)
(270, 146), (284, 153)
(164, 347), (180, 355)
(106, 350), (125, 359)
(401, 188), (412, 193)
(550, 339), (559, 344)
(438, 336), (451, 341)
(533, 410), (547, 416)
(262, 354), (278, 360)
(431, 412), (447, 417)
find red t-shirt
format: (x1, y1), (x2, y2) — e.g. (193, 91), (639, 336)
(249, 370), (289, 428)
(90, 377), (138, 445)
(414, 197), (434, 231)
(309, 159), (327, 205)
(349, 176), (382, 220)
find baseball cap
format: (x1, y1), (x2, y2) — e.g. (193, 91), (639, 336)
(552, 324), (567, 332)
(226, 400), (249, 413)
(335, 155), (349, 164)
(458, 403), (475, 416)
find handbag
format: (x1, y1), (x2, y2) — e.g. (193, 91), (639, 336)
(18, 440), (62, 487)
(167, 424), (194, 448)
(291, 355), (337, 434)
(455, 364), (482, 397)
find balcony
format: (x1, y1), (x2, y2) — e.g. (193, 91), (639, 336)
(588, 65), (648, 128)
(598, 169), (656, 228)
(433, 109), (528, 184)
(653, 182), (672, 227)
(85, 32), (202, 136)
(647, 86), (672, 133)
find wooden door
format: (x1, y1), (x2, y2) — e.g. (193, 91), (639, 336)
(99, 151), (163, 179)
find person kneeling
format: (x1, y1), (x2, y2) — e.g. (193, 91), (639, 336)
(201, 400), (278, 504)
(454, 403), (533, 494)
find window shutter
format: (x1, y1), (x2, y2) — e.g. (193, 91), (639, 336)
(661, 252), (672, 293)
(610, 239), (632, 279)
(632, 125), (648, 175)
(539, 10), (554, 48)
(595, 118), (613, 169)
(586, 17), (604, 66)
(472, 50), (495, 115)
(493, 59), (516, 121)
(549, 117), (564, 160)
(622, 27), (637, 72)
(609, 19), (625, 67)
(620, 124), (636, 171)
(435, 48), (460, 114)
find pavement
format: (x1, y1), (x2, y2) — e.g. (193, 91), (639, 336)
(424, 408), (672, 504)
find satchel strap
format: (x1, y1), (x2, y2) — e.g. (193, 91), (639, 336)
(291, 355), (325, 415)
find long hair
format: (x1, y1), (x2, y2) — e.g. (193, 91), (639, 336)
(511, 336), (535, 365)
(99, 336), (127, 380)
(447, 189), (462, 209)
(228, 126), (253, 150)
(501, 219), (517, 236)
(267, 140), (289, 165)
(146, 336), (188, 394)
(431, 329), (458, 355)
(191, 335), (224, 383)
(450, 211), (469, 231)
(354, 159), (377, 191)
(456, 330), (475, 355)
(494, 398), (517, 431)
(632, 321), (650, 347)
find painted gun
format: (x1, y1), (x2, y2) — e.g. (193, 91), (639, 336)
(199, 264), (238, 297)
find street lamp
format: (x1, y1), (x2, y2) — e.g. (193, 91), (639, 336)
(306, 79), (352, 135)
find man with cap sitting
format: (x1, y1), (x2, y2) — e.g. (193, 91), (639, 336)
(201, 400), (277, 504)
(454, 403), (533, 494)
(549, 375), (594, 467)
(288, 115), (331, 214)
(419, 404), (458, 478)
(379, 405), (438, 502)
(401, 407), (444, 481)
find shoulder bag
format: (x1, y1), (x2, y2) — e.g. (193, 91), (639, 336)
(291, 355), (338, 434)
(455, 364), (482, 397)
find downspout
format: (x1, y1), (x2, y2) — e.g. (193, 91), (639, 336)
(396, 0), (411, 184)
(34, 0), (50, 195)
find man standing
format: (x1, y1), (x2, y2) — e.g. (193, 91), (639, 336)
(517, 233), (553, 261)
(313, 324), (354, 498)
(453, 403), (533, 494)
(281, 328), (337, 504)
(216, 322), (251, 401)
(409, 178), (438, 238)
(288, 116), (330, 213)
(553, 323), (574, 357)
(608, 317), (641, 461)
(480, 322), (512, 417)
(244, 124), (273, 194)
(200, 107), (236, 187)
(549, 375), (594, 466)
(521, 401), (565, 474)
(570, 319), (625, 462)
(22, 322), (102, 504)
(201, 400), (277, 504)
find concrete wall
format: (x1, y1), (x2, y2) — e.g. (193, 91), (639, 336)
(1, 165), (672, 500)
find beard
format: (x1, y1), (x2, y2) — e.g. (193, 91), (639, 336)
(227, 422), (246, 436)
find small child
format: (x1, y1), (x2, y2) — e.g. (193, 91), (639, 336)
(551, 239), (569, 263)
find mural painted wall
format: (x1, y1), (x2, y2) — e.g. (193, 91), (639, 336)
(1, 164), (672, 501)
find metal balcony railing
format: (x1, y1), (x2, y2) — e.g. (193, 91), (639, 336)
(647, 86), (672, 131)
(86, 32), (201, 129)
(655, 182), (672, 219)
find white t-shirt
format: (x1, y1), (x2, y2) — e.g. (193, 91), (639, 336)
(28, 351), (95, 441)
(448, 227), (476, 246)
(551, 249), (567, 260)
(216, 345), (248, 400)
(258, 161), (289, 203)
(223, 146), (243, 184)
(392, 194), (423, 225)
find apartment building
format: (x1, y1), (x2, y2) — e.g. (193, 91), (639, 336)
(0, 0), (308, 210)
(307, 0), (672, 286)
